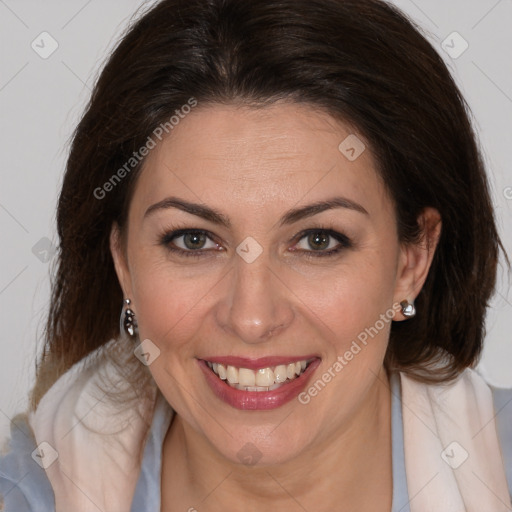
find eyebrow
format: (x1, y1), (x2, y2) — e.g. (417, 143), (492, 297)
(143, 196), (368, 227)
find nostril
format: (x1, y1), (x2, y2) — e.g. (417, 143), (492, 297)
(263, 324), (284, 339)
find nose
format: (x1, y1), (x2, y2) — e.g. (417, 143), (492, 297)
(215, 253), (295, 345)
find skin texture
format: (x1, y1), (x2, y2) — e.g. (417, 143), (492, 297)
(110, 102), (441, 511)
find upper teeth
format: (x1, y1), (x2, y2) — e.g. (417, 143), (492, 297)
(206, 360), (309, 390)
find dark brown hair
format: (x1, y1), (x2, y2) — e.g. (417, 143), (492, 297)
(31, 0), (505, 408)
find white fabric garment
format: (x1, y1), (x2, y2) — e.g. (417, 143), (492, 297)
(401, 370), (511, 512)
(28, 343), (157, 512)
(29, 340), (512, 512)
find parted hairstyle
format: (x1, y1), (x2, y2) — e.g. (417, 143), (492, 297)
(31, 0), (505, 408)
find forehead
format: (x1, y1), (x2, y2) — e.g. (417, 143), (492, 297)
(130, 102), (390, 221)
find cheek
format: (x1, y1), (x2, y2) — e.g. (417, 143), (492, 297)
(310, 254), (397, 327)
(128, 255), (217, 351)
(306, 258), (398, 376)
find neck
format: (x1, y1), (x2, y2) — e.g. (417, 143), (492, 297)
(161, 367), (392, 511)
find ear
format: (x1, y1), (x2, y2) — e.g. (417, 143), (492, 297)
(110, 222), (133, 300)
(393, 207), (442, 320)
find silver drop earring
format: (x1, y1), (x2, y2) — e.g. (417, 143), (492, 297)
(400, 299), (416, 319)
(120, 298), (138, 339)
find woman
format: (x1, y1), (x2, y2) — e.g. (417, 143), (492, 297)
(1, 0), (511, 510)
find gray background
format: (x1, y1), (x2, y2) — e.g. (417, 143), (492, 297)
(1, 0), (511, 442)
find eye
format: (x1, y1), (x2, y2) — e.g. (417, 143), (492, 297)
(159, 227), (351, 259)
(292, 229), (352, 257)
(160, 229), (221, 256)
(174, 231), (216, 250)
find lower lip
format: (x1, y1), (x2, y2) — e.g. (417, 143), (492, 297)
(198, 359), (321, 410)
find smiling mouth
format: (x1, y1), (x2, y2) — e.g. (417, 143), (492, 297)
(204, 359), (316, 392)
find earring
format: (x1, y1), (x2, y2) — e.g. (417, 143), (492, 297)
(120, 298), (137, 338)
(400, 300), (416, 319)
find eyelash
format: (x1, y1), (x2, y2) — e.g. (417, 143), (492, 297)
(158, 227), (352, 259)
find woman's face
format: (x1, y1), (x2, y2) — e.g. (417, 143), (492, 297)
(111, 102), (437, 465)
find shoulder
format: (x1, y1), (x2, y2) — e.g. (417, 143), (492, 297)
(0, 414), (55, 512)
(489, 382), (512, 498)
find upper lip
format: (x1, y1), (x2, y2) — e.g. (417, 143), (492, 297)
(199, 355), (320, 370)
